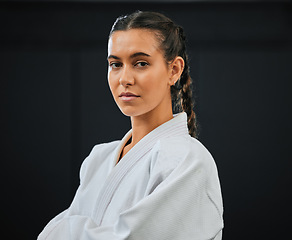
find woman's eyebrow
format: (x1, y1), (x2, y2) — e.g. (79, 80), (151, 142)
(107, 52), (151, 60)
(107, 55), (120, 60)
(130, 52), (151, 58)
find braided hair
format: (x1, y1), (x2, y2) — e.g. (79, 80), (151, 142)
(110, 11), (198, 138)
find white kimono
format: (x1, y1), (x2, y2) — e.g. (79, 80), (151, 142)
(38, 112), (223, 240)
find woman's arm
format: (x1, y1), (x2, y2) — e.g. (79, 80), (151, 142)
(38, 143), (223, 240)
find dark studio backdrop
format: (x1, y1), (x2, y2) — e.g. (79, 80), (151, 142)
(1, 0), (291, 239)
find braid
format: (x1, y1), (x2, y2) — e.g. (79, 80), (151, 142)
(180, 65), (198, 138)
(173, 27), (198, 138)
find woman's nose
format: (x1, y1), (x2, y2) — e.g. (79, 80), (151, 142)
(119, 66), (134, 87)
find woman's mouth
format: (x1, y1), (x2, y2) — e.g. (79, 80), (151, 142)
(119, 92), (140, 101)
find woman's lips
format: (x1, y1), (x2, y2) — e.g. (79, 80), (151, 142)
(119, 92), (140, 101)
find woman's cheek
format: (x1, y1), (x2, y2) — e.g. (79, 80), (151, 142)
(108, 74), (118, 94)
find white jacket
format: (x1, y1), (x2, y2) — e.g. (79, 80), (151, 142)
(38, 112), (223, 240)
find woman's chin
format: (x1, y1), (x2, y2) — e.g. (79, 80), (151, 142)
(119, 107), (146, 118)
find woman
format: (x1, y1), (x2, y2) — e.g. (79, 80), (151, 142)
(38, 11), (223, 240)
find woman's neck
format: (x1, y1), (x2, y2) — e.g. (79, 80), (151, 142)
(118, 109), (173, 161)
(130, 109), (173, 147)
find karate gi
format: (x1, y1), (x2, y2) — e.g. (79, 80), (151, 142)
(38, 112), (223, 240)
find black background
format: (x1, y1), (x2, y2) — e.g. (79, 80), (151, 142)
(1, 0), (291, 239)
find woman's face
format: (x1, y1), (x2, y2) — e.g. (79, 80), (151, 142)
(107, 29), (174, 118)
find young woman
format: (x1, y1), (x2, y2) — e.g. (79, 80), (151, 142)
(38, 11), (223, 240)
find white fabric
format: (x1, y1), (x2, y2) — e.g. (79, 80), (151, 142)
(38, 112), (224, 240)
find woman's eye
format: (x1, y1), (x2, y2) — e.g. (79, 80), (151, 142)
(110, 62), (122, 68)
(135, 62), (149, 68)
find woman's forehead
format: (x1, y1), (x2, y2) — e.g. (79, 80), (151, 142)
(108, 29), (161, 57)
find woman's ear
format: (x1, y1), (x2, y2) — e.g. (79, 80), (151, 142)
(168, 56), (185, 86)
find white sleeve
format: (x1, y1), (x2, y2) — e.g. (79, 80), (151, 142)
(38, 140), (223, 240)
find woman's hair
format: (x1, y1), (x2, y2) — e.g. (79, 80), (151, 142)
(110, 11), (198, 138)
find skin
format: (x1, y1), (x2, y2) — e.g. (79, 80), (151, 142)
(107, 29), (184, 160)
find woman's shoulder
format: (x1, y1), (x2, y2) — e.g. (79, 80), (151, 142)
(158, 135), (213, 159)
(89, 140), (120, 157)
(79, 140), (120, 180)
(150, 135), (216, 173)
